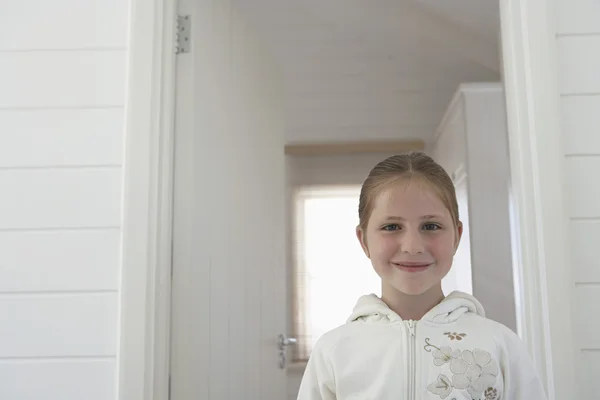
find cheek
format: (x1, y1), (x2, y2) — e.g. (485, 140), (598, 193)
(370, 234), (398, 257)
(428, 234), (456, 258)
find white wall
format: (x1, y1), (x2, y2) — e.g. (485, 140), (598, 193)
(554, 0), (600, 397)
(461, 87), (516, 332)
(0, 1), (128, 399)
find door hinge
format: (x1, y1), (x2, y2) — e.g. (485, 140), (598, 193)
(176, 15), (191, 54)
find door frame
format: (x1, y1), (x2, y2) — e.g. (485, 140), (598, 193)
(498, 0), (575, 397)
(118, 0), (574, 399)
(118, 0), (177, 399)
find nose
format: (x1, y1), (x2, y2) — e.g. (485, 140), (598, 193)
(400, 229), (425, 254)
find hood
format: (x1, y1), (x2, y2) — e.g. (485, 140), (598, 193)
(347, 291), (485, 324)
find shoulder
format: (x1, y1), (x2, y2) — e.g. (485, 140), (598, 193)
(484, 318), (528, 351)
(311, 322), (355, 355)
(311, 318), (383, 358)
(456, 313), (518, 337)
(457, 314), (532, 358)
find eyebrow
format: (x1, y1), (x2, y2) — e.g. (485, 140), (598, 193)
(385, 215), (444, 221)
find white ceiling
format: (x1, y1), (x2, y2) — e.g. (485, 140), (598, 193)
(413, 0), (500, 45)
(233, 0), (501, 144)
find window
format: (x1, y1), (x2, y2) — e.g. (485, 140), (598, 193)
(292, 185), (381, 362)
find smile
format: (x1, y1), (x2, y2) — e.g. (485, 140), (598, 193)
(392, 262), (433, 272)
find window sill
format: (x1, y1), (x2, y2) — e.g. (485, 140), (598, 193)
(287, 361), (308, 373)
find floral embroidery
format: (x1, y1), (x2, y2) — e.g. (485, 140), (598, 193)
(451, 349), (499, 397)
(425, 338), (499, 400)
(484, 387), (498, 400)
(425, 338), (461, 366)
(444, 332), (467, 341)
(427, 374), (453, 399)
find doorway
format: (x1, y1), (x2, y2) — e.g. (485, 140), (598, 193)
(170, 2), (514, 399)
(119, 0), (565, 398)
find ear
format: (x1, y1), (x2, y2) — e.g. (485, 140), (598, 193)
(454, 221), (464, 253)
(356, 225), (370, 259)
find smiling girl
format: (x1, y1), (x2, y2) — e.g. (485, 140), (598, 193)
(296, 152), (547, 400)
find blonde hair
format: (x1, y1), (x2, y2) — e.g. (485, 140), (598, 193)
(358, 151), (459, 232)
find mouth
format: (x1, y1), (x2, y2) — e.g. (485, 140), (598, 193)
(392, 262), (433, 272)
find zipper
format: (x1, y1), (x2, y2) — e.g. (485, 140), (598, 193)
(405, 320), (417, 400)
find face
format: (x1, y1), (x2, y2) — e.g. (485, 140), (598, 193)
(356, 179), (462, 296)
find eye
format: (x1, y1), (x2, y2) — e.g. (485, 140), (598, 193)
(422, 223), (441, 231)
(382, 224), (400, 231)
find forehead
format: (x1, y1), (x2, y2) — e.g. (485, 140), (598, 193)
(371, 179), (451, 219)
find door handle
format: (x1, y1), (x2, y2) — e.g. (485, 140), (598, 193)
(278, 334), (297, 350)
(277, 334), (297, 369)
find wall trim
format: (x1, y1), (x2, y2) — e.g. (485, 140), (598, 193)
(284, 140), (425, 156)
(434, 82), (503, 143)
(118, 0), (176, 399)
(499, 0), (575, 398)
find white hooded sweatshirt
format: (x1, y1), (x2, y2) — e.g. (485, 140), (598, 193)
(297, 291), (547, 400)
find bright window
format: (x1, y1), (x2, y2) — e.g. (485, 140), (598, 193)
(292, 185), (381, 362)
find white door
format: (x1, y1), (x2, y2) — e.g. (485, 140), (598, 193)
(169, 1), (291, 399)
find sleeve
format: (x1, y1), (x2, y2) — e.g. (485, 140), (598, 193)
(501, 329), (548, 400)
(296, 338), (336, 400)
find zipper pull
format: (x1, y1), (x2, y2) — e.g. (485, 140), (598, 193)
(406, 320), (416, 337)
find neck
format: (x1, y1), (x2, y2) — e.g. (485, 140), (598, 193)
(381, 284), (445, 321)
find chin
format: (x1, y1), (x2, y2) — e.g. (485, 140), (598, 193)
(390, 281), (433, 296)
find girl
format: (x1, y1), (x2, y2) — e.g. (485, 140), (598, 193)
(296, 152), (547, 400)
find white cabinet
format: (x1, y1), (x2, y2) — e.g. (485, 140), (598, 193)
(432, 83), (517, 332)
